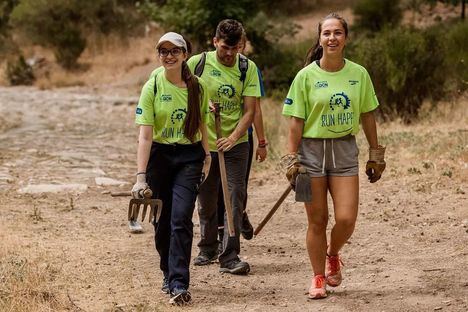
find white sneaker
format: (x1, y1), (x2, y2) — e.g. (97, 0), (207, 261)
(128, 220), (143, 233)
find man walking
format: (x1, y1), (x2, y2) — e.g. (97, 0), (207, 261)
(188, 19), (261, 274)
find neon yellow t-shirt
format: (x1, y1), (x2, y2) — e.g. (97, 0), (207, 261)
(187, 51), (261, 151)
(282, 59), (379, 138)
(135, 69), (209, 144)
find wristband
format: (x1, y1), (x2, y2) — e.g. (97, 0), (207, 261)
(205, 153), (211, 157)
(136, 172), (146, 176)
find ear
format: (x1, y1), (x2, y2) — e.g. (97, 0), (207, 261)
(213, 37), (218, 47)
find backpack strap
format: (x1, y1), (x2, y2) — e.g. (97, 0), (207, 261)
(238, 54), (249, 83)
(194, 52), (207, 77)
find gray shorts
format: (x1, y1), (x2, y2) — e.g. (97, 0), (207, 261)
(298, 135), (359, 177)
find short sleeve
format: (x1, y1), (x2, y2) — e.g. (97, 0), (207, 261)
(257, 67), (265, 97)
(360, 69), (379, 113)
(242, 61), (261, 97)
(135, 78), (156, 125)
(187, 53), (203, 74)
(282, 71), (307, 119)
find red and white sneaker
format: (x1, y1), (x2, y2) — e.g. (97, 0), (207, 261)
(326, 254), (343, 287)
(308, 275), (327, 299)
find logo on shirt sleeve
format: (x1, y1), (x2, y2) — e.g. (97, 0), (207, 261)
(284, 98), (293, 105)
(136, 107), (143, 115)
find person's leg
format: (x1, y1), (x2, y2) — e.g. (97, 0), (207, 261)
(218, 142), (249, 273)
(146, 144), (173, 289)
(240, 132), (254, 240)
(217, 183), (225, 254)
(328, 176), (359, 255)
(168, 159), (203, 292)
(195, 152), (221, 265)
(304, 177), (329, 275)
(324, 175), (359, 287)
(304, 176), (329, 299)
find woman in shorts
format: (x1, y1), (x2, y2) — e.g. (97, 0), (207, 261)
(282, 13), (386, 299)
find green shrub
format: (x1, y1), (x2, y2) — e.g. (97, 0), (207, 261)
(353, 0), (403, 32)
(348, 26), (445, 122)
(6, 55), (35, 85)
(443, 21), (468, 92)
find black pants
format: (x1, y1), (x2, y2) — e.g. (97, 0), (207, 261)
(146, 142), (204, 291)
(217, 133), (254, 227)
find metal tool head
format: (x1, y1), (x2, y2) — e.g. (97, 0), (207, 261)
(128, 198), (162, 223)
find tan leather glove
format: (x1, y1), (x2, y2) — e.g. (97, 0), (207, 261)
(281, 153), (301, 188)
(366, 145), (386, 183)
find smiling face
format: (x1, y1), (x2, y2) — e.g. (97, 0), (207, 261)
(319, 18), (347, 57)
(158, 42), (187, 70)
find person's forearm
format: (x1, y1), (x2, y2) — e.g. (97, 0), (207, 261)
(137, 126), (153, 173)
(228, 97), (255, 142)
(361, 111), (378, 148)
(200, 123), (210, 154)
(253, 99), (266, 141)
(287, 117), (304, 154)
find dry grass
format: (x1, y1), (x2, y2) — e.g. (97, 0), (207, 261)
(0, 245), (72, 312)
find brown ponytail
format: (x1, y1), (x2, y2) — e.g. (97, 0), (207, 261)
(181, 60), (202, 143)
(304, 12), (349, 67)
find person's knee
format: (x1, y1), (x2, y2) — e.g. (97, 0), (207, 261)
(335, 215), (356, 231)
(308, 214), (328, 233)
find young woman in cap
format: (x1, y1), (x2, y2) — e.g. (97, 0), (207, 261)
(282, 13), (386, 299)
(133, 32), (210, 305)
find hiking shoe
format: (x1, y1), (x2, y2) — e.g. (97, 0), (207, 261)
(219, 259), (250, 275)
(169, 287), (191, 305)
(326, 254), (343, 287)
(193, 251), (217, 266)
(308, 275), (327, 299)
(241, 211), (254, 240)
(161, 277), (169, 294)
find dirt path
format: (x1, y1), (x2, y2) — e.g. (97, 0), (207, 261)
(0, 86), (467, 311)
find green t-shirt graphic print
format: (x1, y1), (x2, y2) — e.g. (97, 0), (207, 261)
(187, 51), (261, 151)
(135, 70), (209, 144)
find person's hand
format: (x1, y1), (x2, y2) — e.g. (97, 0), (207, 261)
(201, 154), (211, 183)
(216, 136), (235, 152)
(280, 153), (301, 188)
(366, 145), (386, 183)
(208, 100), (216, 112)
(256, 139), (268, 162)
(132, 173), (148, 198)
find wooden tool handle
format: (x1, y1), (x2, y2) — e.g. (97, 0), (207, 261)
(111, 188), (153, 198)
(214, 102), (235, 237)
(254, 185), (293, 236)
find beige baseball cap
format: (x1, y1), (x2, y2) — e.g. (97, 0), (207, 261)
(156, 32), (187, 51)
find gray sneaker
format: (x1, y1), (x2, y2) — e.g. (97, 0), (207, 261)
(219, 259), (250, 275)
(193, 251), (218, 266)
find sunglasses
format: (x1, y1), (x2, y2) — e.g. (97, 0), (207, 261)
(158, 47), (184, 57)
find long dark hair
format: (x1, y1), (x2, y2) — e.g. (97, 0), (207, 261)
(304, 13), (349, 67)
(181, 38), (202, 142)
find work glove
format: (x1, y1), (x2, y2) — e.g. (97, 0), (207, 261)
(366, 145), (386, 183)
(132, 173), (149, 198)
(281, 153), (301, 188)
